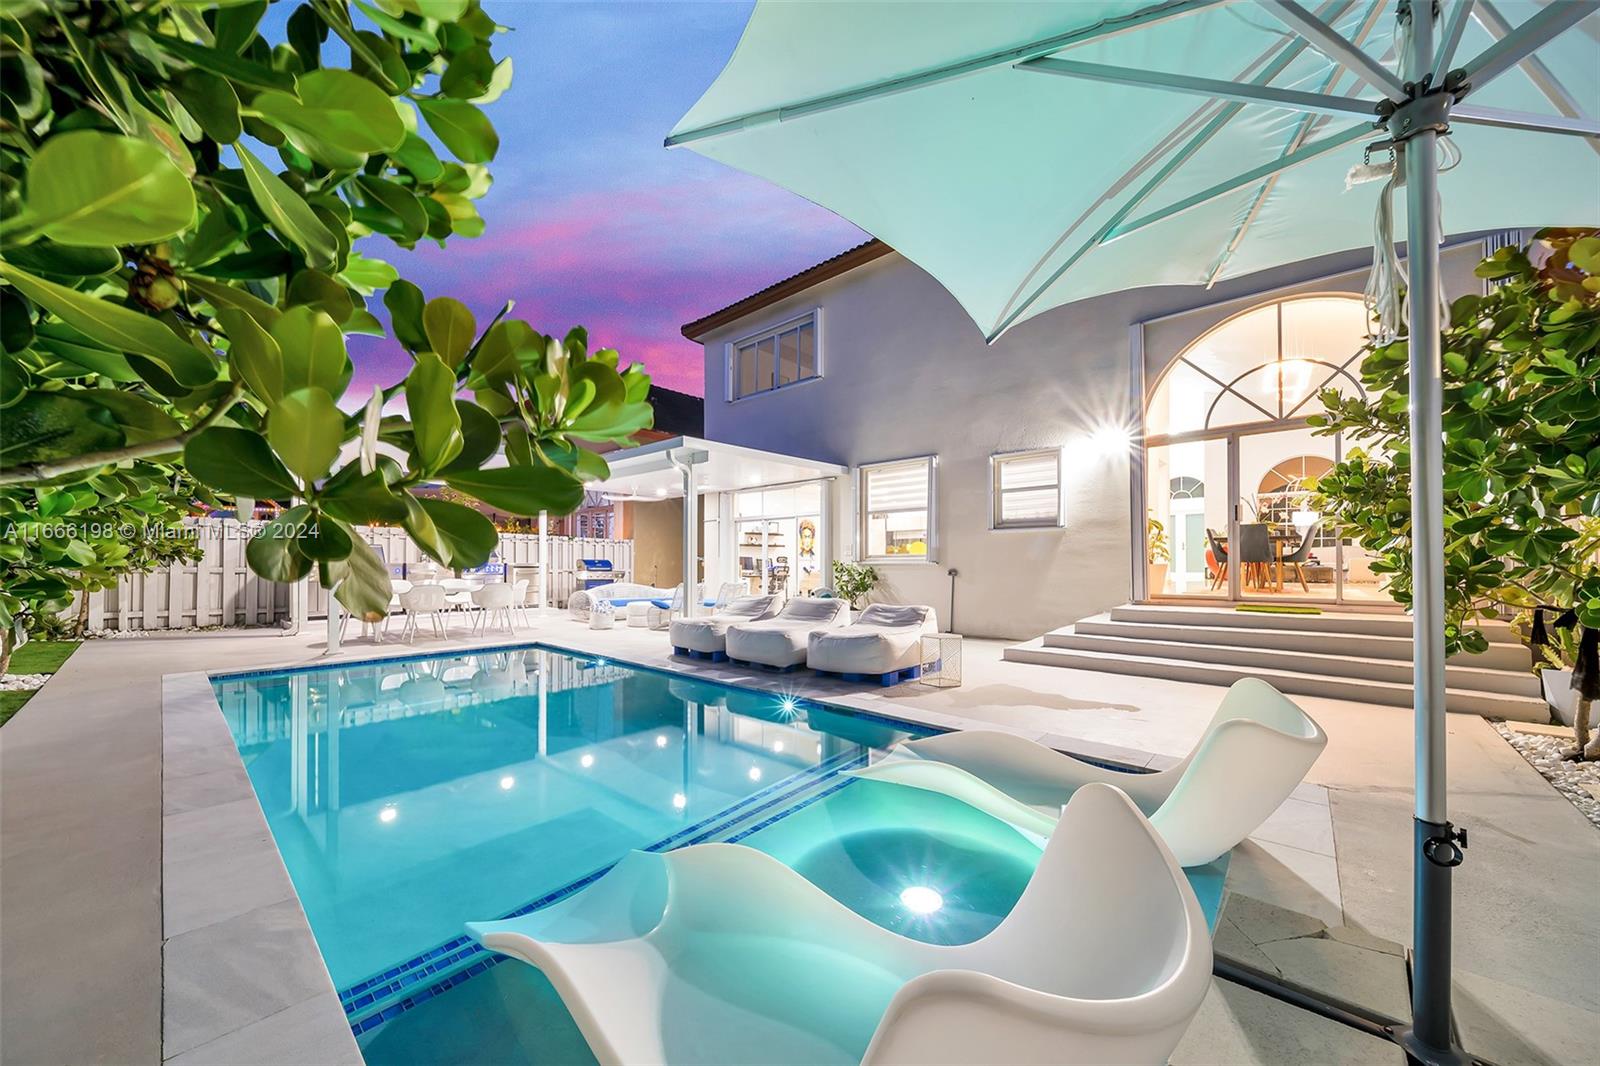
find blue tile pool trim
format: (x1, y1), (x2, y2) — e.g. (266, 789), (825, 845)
(342, 749), (871, 1036)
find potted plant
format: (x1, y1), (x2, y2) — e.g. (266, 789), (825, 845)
(1147, 514), (1171, 595)
(1535, 626), (1580, 726)
(832, 561), (879, 609)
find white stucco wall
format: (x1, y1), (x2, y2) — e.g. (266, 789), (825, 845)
(697, 238), (1501, 640)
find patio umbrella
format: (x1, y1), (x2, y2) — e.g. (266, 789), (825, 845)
(666, 2), (1600, 1061)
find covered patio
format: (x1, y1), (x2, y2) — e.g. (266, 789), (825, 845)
(593, 436), (848, 617)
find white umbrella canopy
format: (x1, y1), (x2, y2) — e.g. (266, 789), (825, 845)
(669, 0), (1599, 341)
(669, 3), (1598, 1062)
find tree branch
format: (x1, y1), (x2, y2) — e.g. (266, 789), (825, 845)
(0, 381), (245, 487)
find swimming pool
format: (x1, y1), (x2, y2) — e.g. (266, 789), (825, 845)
(214, 644), (1225, 1063)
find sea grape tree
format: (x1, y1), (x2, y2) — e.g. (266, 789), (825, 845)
(0, 0), (654, 640)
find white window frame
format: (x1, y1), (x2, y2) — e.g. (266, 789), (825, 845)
(989, 447), (1065, 530)
(724, 309), (823, 402)
(857, 455), (937, 564)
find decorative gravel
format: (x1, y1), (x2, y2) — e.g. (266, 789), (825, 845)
(0, 674), (49, 692)
(1493, 721), (1600, 830)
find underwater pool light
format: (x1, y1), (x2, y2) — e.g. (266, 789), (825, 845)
(772, 740), (785, 753)
(899, 886), (943, 915)
(748, 766), (762, 782)
(780, 697), (797, 713)
(580, 753), (595, 769)
(672, 792), (687, 810)
(655, 734), (668, 748)
(379, 805), (398, 824)
(499, 776), (515, 791)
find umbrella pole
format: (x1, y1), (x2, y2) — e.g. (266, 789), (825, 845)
(1394, 3), (1468, 1063)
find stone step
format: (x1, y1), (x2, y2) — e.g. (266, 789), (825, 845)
(1043, 627), (1540, 697)
(1066, 616), (1531, 673)
(1111, 603), (1521, 645)
(1002, 640), (1548, 722)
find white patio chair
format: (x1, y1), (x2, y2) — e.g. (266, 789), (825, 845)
(471, 582), (518, 636)
(854, 677), (1327, 867)
(725, 597), (851, 668)
(509, 579), (532, 628)
(644, 585), (685, 630)
(711, 581), (742, 609)
(398, 584), (449, 643)
(468, 782), (1211, 1066)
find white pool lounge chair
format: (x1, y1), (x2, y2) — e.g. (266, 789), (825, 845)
(806, 604), (937, 685)
(725, 598), (851, 670)
(855, 677), (1326, 867)
(468, 782), (1211, 1066)
(668, 595), (779, 660)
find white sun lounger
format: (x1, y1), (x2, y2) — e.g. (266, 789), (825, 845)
(806, 603), (936, 685)
(854, 677), (1326, 867)
(725, 598), (851, 670)
(668, 595), (779, 660)
(468, 782), (1212, 1066)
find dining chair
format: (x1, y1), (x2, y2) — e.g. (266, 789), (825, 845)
(1237, 523), (1275, 590)
(399, 584), (449, 642)
(471, 583), (519, 635)
(1281, 523), (1319, 592)
(1205, 529), (1229, 590)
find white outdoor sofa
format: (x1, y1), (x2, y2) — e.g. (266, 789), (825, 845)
(467, 782), (1212, 1066)
(668, 595), (780, 661)
(806, 603), (937, 685)
(568, 582), (676, 623)
(854, 677), (1327, 868)
(725, 598), (851, 671)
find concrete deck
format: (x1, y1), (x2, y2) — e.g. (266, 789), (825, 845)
(2, 614), (1595, 1064)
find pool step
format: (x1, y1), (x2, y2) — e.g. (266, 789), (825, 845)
(1005, 605), (1545, 722)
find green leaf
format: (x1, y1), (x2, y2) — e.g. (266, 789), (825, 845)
(319, 467), (408, 524)
(324, 531), (392, 619)
(1568, 236), (1600, 275)
(405, 353), (464, 473)
(337, 251), (399, 296)
(355, 175), (426, 241)
(1, 239), (121, 279)
(443, 464), (584, 516)
(185, 426), (299, 497)
(186, 276), (281, 331)
(73, 390), (183, 444)
(422, 296), (474, 365)
(295, 510), (353, 562)
(217, 307), (284, 404)
(14, 131), (195, 247)
(0, 263), (217, 387)
(415, 96), (498, 163)
(153, 34), (297, 92)
(390, 132), (444, 182)
(269, 305), (352, 400)
(384, 280), (428, 351)
(414, 496), (497, 568)
(249, 69), (404, 156)
(167, 69), (242, 144)
(352, 0), (438, 49)
(268, 387), (345, 483)
(30, 324), (139, 381)
(245, 505), (315, 582)
(286, 269), (356, 323)
(236, 143), (339, 270)
(0, 391), (124, 464)
(439, 45), (495, 99)
(441, 399), (502, 474)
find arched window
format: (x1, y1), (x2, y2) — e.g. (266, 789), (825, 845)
(1147, 296), (1373, 437)
(1169, 476), (1205, 500)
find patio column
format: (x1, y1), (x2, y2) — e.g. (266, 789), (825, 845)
(674, 449), (700, 617)
(538, 510), (549, 610)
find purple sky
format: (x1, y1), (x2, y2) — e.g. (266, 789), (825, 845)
(347, 2), (865, 399)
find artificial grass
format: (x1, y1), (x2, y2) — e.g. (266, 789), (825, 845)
(0, 640), (81, 729)
(1235, 604), (1323, 615)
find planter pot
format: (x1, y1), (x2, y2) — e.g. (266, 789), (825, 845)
(1148, 563), (1169, 595)
(1541, 668), (1580, 726)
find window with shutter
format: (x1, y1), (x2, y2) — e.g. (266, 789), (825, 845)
(992, 449), (1063, 529)
(860, 457), (934, 560)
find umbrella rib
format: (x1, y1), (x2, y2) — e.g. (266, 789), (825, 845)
(1203, 0), (1389, 287)
(990, 0), (1359, 338)
(1259, 0), (1405, 99)
(1017, 57), (1381, 120)
(1432, 0), (1476, 82)
(1105, 122), (1376, 243)
(664, 0), (1233, 148)
(1456, 0), (1599, 93)
(1469, 0), (1599, 157)
(1450, 104), (1600, 138)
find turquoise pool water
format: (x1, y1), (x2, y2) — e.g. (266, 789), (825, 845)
(215, 645), (1225, 1063)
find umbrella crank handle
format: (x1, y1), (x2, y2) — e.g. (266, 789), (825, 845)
(1421, 823), (1467, 868)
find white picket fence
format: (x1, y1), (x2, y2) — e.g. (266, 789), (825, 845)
(86, 519), (633, 631)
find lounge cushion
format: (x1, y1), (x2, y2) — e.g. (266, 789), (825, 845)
(726, 599), (851, 668)
(669, 596), (780, 653)
(807, 604), (936, 675)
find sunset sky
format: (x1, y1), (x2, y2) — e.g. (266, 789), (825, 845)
(345, 1), (865, 399)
